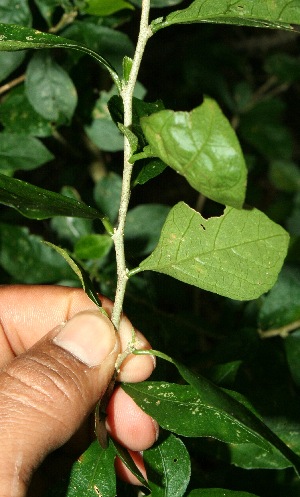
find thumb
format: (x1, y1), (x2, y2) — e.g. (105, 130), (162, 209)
(0, 310), (119, 497)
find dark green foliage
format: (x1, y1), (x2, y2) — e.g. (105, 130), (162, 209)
(0, 0), (300, 496)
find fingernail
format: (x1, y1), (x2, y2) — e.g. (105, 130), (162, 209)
(53, 311), (116, 367)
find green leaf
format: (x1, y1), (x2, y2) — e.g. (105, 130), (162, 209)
(0, 0), (31, 81)
(66, 440), (116, 497)
(74, 234), (113, 260)
(25, 52), (77, 122)
(45, 242), (103, 308)
(0, 133), (53, 174)
(93, 172), (122, 224)
(0, 173), (103, 220)
(188, 490), (259, 497)
(138, 202), (289, 301)
(0, 223), (75, 284)
(0, 23), (120, 90)
(132, 349), (300, 476)
(152, 0), (300, 33)
(141, 98), (247, 208)
(125, 204), (171, 257)
(0, 86), (53, 137)
(259, 265), (300, 331)
(0, 0), (31, 26)
(84, 0), (134, 16)
(50, 187), (93, 244)
(110, 439), (149, 488)
(123, 381), (270, 447)
(108, 95), (165, 152)
(144, 434), (191, 497)
(85, 87), (123, 152)
(0, 52), (26, 83)
(132, 158), (167, 186)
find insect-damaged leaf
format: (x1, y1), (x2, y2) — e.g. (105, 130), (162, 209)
(138, 202), (289, 301)
(141, 98), (247, 208)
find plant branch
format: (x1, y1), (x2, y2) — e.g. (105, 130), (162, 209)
(111, 0), (152, 330)
(0, 74), (25, 96)
(258, 319), (300, 339)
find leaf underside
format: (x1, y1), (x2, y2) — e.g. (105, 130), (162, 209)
(139, 202), (289, 301)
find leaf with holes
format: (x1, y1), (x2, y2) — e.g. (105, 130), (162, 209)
(138, 202), (289, 301)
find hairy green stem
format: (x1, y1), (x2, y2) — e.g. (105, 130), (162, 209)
(111, 0), (152, 330)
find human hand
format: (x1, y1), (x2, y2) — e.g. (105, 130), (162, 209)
(0, 285), (157, 497)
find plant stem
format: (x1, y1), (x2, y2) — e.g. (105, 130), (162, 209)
(258, 319), (300, 339)
(111, 0), (152, 330)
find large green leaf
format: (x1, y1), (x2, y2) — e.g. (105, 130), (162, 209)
(0, 133), (53, 174)
(144, 434), (191, 497)
(137, 202), (289, 301)
(66, 440), (116, 497)
(131, 349), (300, 476)
(0, 173), (102, 220)
(0, 23), (120, 90)
(123, 381), (269, 447)
(152, 0), (300, 33)
(25, 52), (77, 122)
(141, 98), (247, 208)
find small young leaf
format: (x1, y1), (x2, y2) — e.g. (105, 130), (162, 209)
(152, 0), (300, 33)
(0, 23), (120, 90)
(0, 173), (103, 220)
(110, 439), (149, 488)
(138, 202), (289, 301)
(141, 98), (247, 208)
(44, 242), (103, 308)
(144, 433), (191, 497)
(66, 440), (116, 497)
(25, 52), (77, 122)
(84, 0), (134, 16)
(132, 158), (167, 186)
(0, 133), (53, 174)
